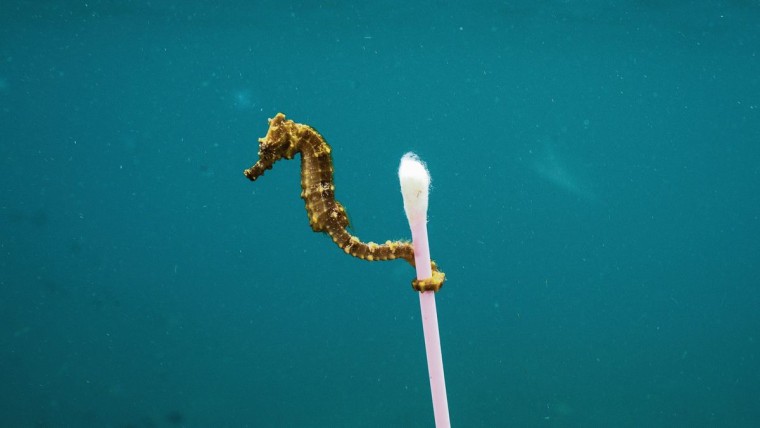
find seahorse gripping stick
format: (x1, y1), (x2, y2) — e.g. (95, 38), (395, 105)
(244, 114), (448, 424)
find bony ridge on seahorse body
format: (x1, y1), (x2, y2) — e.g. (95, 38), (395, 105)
(244, 113), (445, 292)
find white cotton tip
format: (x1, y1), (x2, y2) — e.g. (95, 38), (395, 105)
(399, 152), (430, 224)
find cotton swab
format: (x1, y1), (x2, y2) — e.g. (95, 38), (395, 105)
(399, 153), (451, 428)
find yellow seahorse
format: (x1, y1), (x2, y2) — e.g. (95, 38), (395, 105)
(244, 113), (445, 292)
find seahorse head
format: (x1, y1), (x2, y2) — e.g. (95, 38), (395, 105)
(244, 113), (300, 181)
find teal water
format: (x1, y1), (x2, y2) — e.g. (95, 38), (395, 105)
(1, 1), (758, 427)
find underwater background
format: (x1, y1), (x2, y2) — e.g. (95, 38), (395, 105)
(1, 1), (759, 427)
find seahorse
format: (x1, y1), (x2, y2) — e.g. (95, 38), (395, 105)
(244, 113), (445, 292)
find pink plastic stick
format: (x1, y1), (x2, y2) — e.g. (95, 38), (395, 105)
(410, 218), (450, 428)
(399, 153), (450, 427)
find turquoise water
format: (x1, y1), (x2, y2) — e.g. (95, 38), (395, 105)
(1, 1), (759, 426)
